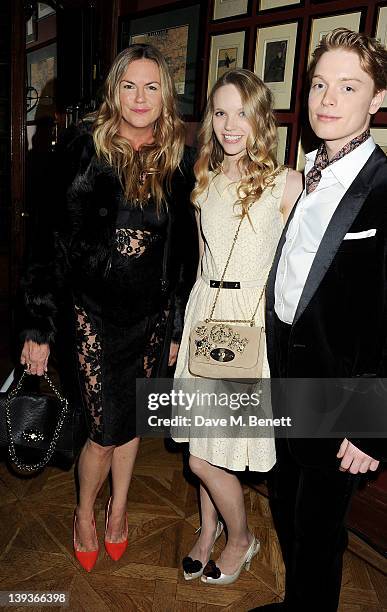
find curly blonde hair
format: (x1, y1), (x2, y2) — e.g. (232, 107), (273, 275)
(192, 69), (280, 217)
(91, 44), (185, 210)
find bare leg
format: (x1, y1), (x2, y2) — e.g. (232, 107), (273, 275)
(187, 483), (219, 564)
(75, 438), (115, 551)
(106, 436), (141, 542)
(189, 454), (254, 575)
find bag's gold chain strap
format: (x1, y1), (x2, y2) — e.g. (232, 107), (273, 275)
(5, 369), (69, 473)
(207, 215), (265, 326)
(207, 168), (283, 326)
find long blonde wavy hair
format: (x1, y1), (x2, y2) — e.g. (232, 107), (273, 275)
(192, 69), (280, 217)
(92, 44), (185, 209)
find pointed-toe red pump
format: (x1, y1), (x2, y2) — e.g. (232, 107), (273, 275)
(73, 512), (99, 572)
(104, 497), (128, 562)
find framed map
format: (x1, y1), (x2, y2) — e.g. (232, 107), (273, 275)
(27, 43), (57, 122)
(121, 4), (201, 118)
(131, 25), (189, 95)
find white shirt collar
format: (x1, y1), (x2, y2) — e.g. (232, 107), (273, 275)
(305, 136), (376, 189)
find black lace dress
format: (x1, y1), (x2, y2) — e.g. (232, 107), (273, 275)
(73, 199), (170, 446)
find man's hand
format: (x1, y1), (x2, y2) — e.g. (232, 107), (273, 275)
(20, 339), (50, 376)
(337, 438), (379, 474)
(168, 341), (180, 367)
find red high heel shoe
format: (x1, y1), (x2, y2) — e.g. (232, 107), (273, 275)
(73, 512), (99, 572)
(104, 497), (128, 561)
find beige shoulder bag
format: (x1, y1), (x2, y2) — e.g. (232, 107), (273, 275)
(188, 214), (267, 382)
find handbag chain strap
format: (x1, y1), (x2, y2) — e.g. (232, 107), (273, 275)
(207, 215), (266, 326)
(5, 369), (69, 473)
(206, 167), (284, 326)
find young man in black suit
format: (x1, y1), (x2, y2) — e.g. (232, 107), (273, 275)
(252, 29), (387, 612)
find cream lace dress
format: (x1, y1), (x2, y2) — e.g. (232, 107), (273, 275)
(173, 168), (288, 471)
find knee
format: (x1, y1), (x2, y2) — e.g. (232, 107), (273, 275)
(189, 454), (209, 478)
(86, 438), (116, 458)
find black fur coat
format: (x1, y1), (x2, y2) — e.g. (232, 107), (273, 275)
(20, 122), (198, 349)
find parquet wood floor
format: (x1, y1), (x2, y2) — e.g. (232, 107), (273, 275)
(0, 438), (385, 612)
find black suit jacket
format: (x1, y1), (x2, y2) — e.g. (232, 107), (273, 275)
(266, 145), (387, 463)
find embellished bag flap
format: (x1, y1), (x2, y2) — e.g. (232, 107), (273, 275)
(189, 321), (265, 381)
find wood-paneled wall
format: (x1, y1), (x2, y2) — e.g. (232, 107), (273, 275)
(120, 0), (387, 167)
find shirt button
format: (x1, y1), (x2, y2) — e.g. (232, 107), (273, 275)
(99, 207), (108, 216)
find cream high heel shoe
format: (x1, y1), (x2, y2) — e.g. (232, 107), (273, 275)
(182, 521), (224, 580)
(201, 536), (260, 586)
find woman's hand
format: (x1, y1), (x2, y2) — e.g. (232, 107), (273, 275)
(168, 341), (180, 367)
(20, 340), (50, 376)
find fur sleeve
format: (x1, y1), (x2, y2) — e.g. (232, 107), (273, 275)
(20, 123), (94, 345)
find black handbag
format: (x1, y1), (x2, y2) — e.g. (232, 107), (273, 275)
(0, 369), (76, 473)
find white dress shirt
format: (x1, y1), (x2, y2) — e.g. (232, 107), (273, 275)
(274, 136), (376, 324)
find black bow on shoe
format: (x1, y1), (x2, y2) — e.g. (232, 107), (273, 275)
(203, 559), (221, 579)
(182, 556), (203, 574)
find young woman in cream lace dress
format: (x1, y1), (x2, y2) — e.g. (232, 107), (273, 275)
(174, 69), (302, 585)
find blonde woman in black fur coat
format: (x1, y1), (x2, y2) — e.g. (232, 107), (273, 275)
(20, 44), (196, 572)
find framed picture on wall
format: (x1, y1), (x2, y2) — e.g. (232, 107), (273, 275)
(26, 42), (57, 122)
(254, 21), (299, 110)
(277, 124), (291, 165)
(258, 0), (301, 11)
(120, 4), (201, 118)
(371, 128), (387, 155)
(308, 12), (362, 63)
(37, 2), (56, 19)
(207, 31), (245, 94)
(26, 14), (37, 44)
(375, 6), (387, 108)
(213, 0), (249, 21)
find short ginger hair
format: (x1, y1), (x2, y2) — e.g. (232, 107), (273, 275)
(308, 28), (387, 93)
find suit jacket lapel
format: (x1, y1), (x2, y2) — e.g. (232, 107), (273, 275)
(292, 147), (385, 325)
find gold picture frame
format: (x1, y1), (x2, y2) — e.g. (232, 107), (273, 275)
(207, 31), (245, 95)
(375, 6), (387, 108)
(308, 12), (362, 63)
(259, 0), (301, 10)
(213, 0), (249, 21)
(254, 21), (298, 110)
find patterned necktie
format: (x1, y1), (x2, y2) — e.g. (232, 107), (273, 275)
(305, 129), (370, 195)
